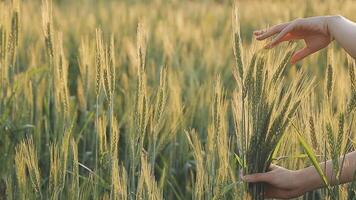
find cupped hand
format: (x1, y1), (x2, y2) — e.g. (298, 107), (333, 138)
(254, 16), (333, 64)
(242, 164), (306, 199)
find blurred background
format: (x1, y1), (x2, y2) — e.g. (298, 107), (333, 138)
(0, 0), (355, 199)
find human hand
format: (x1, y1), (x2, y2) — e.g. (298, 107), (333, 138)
(253, 16), (333, 64)
(242, 164), (307, 199)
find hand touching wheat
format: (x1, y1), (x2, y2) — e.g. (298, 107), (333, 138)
(242, 165), (304, 199)
(242, 152), (356, 199)
(254, 15), (356, 64)
(245, 15), (356, 199)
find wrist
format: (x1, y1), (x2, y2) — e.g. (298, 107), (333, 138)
(295, 167), (322, 194)
(325, 15), (345, 40)
(294, 169), (309, 194)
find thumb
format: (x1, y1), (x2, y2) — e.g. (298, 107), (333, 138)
(242, 172), (271, 183)
(268, 164), (280, 171)
(291, 47), (315, 64)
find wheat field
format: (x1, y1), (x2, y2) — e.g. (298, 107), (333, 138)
(0, 0), (355, 199)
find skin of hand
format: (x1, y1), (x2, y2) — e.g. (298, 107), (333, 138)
(242, 151), (356, 199)
(253, 15), (356, 64)
(253, 16), (333, 64)
(241, 165), (306, 199)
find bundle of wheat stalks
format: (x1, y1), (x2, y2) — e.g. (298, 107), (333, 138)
(231, 5), (356, 199)
(231, 7), (315, 199)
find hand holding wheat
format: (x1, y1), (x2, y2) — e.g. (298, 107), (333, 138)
(242, 165), (304, 199)
(243, 151), (356, 199)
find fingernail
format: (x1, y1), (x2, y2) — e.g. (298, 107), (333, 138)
(253, 30), (262, 35)
(239, 172), (245, 180)
(239, 171), (243, 177)
(241, 174), (248, 181)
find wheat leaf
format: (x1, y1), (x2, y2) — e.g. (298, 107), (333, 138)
(292, 123), (329, 188)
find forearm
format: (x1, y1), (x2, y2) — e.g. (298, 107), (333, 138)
(327, 15), (356, 59)
(298, 151), (356, 192)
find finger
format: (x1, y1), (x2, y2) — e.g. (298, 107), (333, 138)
(253, 30), (264, 36)
(268, 164), (279, 171)
(256, 22), (290, 41)
(265, 23), (295, 48)
(290, 47), (315, 64)
(241, 173), (271, 183)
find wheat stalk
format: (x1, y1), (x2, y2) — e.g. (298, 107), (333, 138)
(70, 139), (79, 199)
(15, 145), (29, 199)
(7, 0), (19, 70)
(232, 4), (244, 82)
(309, 115), (319, 151)
(42, 0), (54, 60)
(111, 117), (120, 200)
(326, 48), (334, 101)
